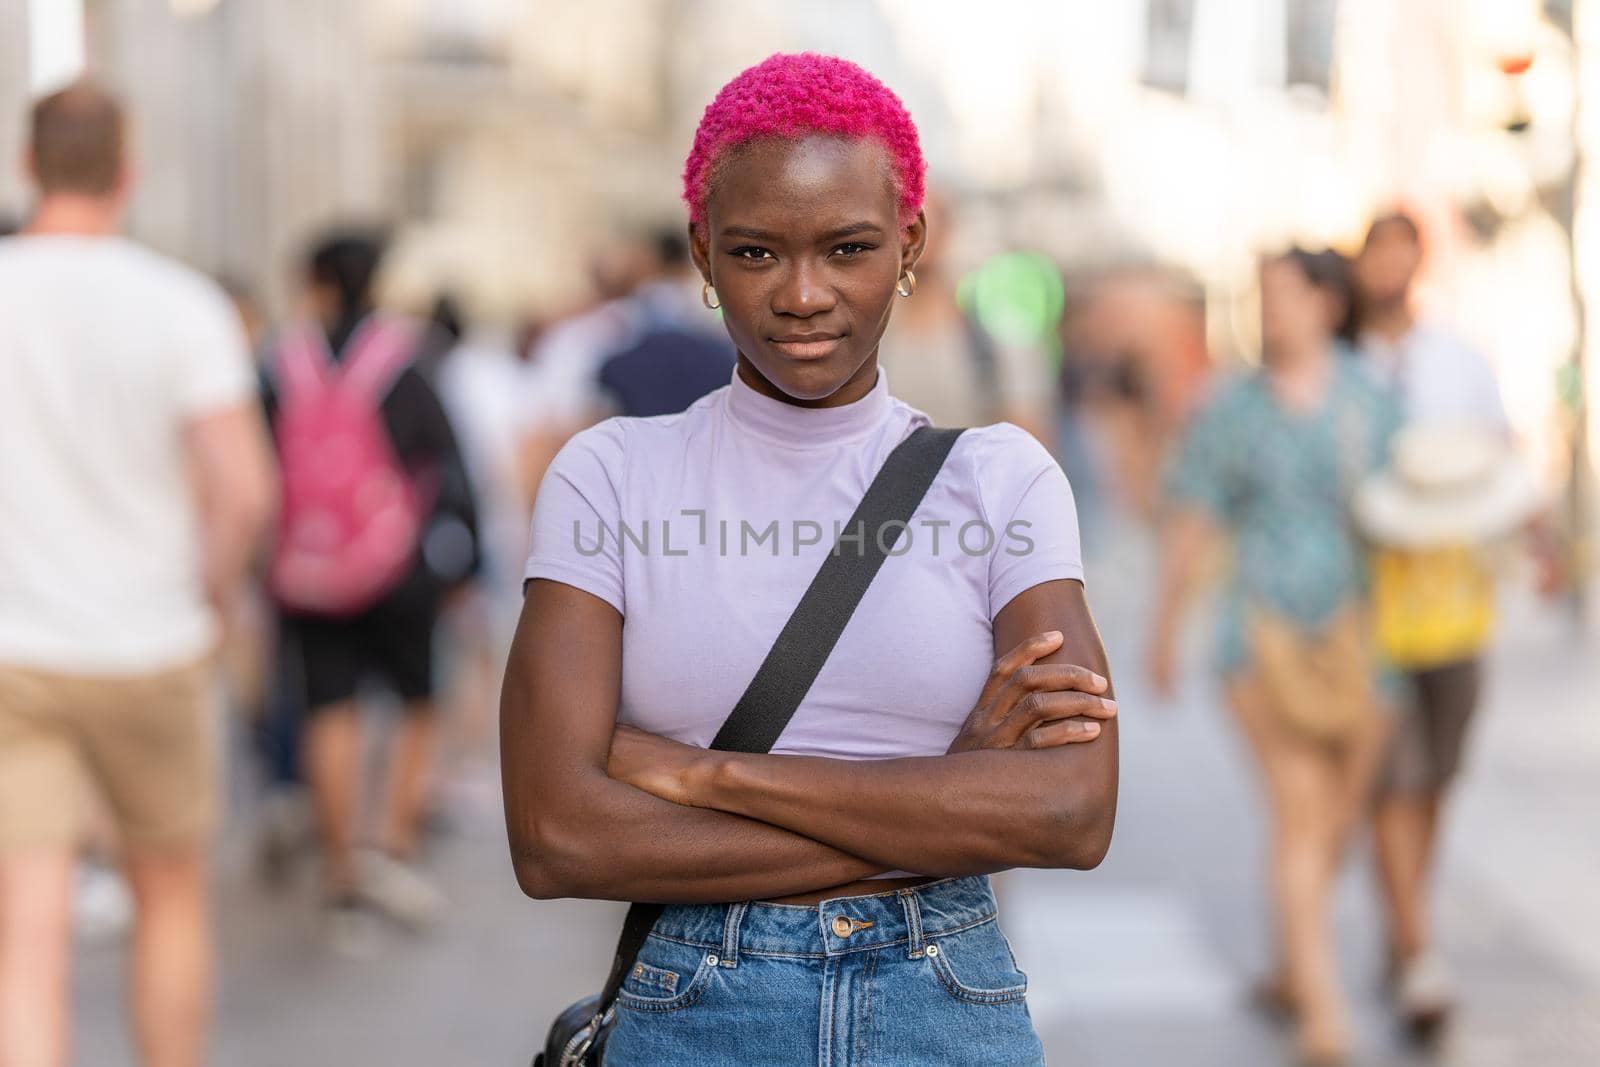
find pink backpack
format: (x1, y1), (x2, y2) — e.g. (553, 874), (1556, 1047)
(267, 316), (433, 617)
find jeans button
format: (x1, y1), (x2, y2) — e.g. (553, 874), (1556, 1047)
(831, 915), (853, 938)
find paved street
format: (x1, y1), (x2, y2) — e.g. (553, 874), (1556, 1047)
(73, 530), (1600, 1066)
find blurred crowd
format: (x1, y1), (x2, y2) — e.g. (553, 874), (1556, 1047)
(0, 75), (1585, 1067)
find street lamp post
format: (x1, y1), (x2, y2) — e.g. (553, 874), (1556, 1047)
(1551, 0), (1593, 624)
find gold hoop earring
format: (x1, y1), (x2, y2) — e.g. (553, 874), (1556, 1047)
(702, 281), (721, 310)
(896, 269), (917, 298)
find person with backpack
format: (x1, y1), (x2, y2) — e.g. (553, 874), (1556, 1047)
(504, 54), (1118, 1066)
(263, 230), (480, 954)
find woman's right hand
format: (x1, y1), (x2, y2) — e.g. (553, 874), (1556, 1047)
(947, 631), (1116, 754)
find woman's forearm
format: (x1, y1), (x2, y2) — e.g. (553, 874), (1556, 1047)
(504, 581), (884, 905)
(508, 768), (884, 904)
(1153, 509), (1214, 637)
(676, 580), (1120, 877)
(686, 740), (1116, 876)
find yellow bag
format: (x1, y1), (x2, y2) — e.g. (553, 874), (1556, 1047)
(1371, 545), (1495, 669)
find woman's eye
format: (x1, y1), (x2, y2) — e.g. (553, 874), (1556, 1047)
(833, 243), (874, 258)
(730, 246), (773, 262)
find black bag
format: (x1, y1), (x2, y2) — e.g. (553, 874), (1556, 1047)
(531, 425), (964, 1066)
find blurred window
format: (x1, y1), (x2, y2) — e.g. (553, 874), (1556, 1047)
(1286, 0), (1338, 92)
(1143, 0), (1197, 95)
(418, 0), (511, 65)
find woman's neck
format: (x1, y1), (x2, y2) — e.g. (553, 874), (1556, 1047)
(734, 352), (881, 409)
(1264, 340), (1332, 412)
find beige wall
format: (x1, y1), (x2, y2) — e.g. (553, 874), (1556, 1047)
(84, 0), (390, 313)
(0, 0), (30, 222)
(2, 0), (919, 319)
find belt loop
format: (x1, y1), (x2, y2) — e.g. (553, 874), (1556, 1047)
(899, 888), (925, 959)
(720, 902), (747, 968)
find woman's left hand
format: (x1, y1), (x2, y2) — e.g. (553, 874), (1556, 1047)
(607, 724), (710, 806)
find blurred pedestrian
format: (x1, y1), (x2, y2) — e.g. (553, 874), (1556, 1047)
(262, 231), (481, 954)
(211, 276), (275, 720)
(593, 228), (738, 417)
(431, 299), (528, 614)
(212, 276), (316, 886)
(1350, 211), (1555, 1037)
(411, 291), (468, 383)
(514, 232), (659, 500)
(424, 296), (528, 823)
(1056, 270), (1212, 529)
(0, 83), (276, 1067)
(876, 192), (1054, 438)
(1148, 248), (1399, 1065)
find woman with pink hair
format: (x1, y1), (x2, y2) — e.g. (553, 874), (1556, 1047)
(503, 53), (1118, 1065)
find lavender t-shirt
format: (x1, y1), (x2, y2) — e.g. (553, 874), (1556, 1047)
(524, 365), (1083, 765)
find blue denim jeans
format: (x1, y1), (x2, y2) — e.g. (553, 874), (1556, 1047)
(604, 875), (1045, 1066)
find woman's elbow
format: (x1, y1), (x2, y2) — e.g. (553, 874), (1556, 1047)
(510, 851), (566, 901)
(508, 813), (592, 900)
(1040, 788), (1118, 871)
(1064, 803), (1117, 870)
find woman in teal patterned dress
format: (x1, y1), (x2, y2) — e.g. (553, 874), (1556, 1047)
(1147, 248), (1400, 1066)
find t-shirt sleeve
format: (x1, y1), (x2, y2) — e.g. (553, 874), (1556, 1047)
(1371, 383), (1405, 469)
(523, 419), (628, 614)
(977, 425), (1086, 619)
(171, 277), (256, 417)
(1463, 342), (1510, 431)
(1166, 381), (1240, 521)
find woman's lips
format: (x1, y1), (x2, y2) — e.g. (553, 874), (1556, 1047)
(771, 336), (844, 359)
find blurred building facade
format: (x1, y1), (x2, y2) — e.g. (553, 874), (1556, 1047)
(0, 0), (921, 318)
(0, 0), (1591, 510)
(0, 0), (27, 220)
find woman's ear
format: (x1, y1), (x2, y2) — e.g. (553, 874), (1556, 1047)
(901, 209), (928, 274)
(688, 220), (713, 285)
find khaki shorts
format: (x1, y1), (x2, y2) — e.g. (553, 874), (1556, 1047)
(0, 659), (220, 854)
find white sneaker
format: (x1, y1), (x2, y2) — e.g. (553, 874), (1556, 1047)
(257, 790), (313, 885)
(324, 895), (380, 959)
(1397, 950), (1456, 1035)
(73, 862), (133, 945)
(356, 850), (445, 929)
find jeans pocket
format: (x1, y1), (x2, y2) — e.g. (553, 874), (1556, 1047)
(615, 938), (719, 1014)
(926, 923), (1031, 1005)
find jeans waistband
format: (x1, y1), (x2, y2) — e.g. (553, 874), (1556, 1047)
(647, 876), (999, 961)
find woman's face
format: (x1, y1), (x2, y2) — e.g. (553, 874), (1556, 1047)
(1259, 257), (1334, 359)
(690, 135), (926, 406)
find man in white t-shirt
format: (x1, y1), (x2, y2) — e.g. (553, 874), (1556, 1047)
(1354, 218), (1508, 431)
(1352, 211), (1542, 1038)
(0, 83), (275, 1067)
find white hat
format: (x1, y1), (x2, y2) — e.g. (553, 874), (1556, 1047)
(1354, 422), (1545, 549)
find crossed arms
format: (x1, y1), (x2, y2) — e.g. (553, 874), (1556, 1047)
(501, 577), (1119, 904)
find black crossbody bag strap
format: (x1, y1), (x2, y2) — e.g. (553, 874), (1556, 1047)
(591, 425), (964, 1021)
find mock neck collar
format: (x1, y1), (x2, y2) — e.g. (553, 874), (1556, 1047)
(725, 362), (892, 447)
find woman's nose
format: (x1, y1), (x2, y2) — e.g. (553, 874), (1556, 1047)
(770, 260), (837, 318)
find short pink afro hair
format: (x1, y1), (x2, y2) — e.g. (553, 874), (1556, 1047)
(683, 52), (926, 229)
